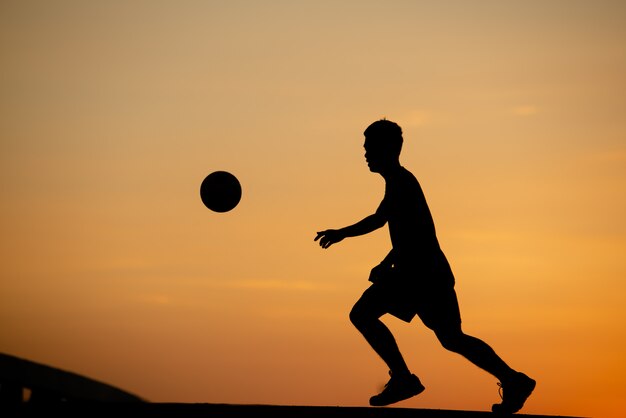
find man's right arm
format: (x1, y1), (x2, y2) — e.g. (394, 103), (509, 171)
(340, 213), (387, 238)
(315, 213), (386, 249)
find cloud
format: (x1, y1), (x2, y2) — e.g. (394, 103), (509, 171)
(403, 109), (435, 127)
(511, 105), (538, 116)
(590, 150), (626, 163)
(137, 293), (173, 306)
(225, 279), (334, 292)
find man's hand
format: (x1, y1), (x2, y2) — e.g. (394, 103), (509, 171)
(369, 263), (393, 283)
(314, 229), (345, 249)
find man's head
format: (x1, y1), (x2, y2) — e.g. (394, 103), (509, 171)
(363, 119), (403, 173)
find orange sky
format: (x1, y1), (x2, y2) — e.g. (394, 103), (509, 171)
(1, 1), (625, 417)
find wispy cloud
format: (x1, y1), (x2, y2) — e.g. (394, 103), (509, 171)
(137, 293), (173, 306)
(511, 105), (538, 116)
(587, 149), (626, 164)
(224, 279), (334, 291)
(403, 109), (435, 127)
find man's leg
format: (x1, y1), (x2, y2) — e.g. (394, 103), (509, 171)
(419, 279), (535, 413)
(350, 287), (425, 406)
(434, 327), (515, 382)
(434, 327), (536, 413)
(349, 291), (410, 376)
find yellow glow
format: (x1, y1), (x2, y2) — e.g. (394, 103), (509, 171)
(1, 2), (625, 417)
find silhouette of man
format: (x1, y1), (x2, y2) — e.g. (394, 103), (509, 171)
(315, 119), (535, 413)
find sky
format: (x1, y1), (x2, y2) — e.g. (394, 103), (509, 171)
(1, 1), (625, 416)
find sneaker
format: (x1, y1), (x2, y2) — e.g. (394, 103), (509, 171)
(492, 372), (536, 414)
(369, 372), (425, 406)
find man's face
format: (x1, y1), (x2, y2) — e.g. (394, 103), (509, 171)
(364, 136), (391, 173)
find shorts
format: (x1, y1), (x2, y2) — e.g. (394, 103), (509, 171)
(355, 265), (462, 330)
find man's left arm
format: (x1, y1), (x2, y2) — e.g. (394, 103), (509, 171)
(369, 249), (395, 283)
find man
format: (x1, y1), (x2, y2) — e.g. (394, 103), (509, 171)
(314, 119), (535, 413)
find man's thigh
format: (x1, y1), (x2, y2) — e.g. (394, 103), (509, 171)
(415, 284), (462, 331)
(352, 282), (417, 323)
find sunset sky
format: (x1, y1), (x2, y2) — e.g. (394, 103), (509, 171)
(1, 1), (625, 417)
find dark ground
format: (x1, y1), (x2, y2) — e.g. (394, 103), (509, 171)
(1, 355), (584, 418)
(9, 403), (584, 418)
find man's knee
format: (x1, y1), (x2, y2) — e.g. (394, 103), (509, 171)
(349, 303), (379, 330)
(435, 328), (465, 352)
(349, 305), (366, 329)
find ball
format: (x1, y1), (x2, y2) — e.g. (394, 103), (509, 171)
(200, 171), (242, 212)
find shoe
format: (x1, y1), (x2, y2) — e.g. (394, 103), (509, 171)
(369, 372), (425, 406)
(492, 372), (536, 414)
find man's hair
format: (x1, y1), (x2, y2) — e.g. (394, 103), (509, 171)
(364, 119), (403, 157)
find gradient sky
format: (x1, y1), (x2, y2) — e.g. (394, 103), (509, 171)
(1, 1), (625, 417)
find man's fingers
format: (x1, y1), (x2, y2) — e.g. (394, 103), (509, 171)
(314, 230), (338, 249)
(319, 236), (332, 248)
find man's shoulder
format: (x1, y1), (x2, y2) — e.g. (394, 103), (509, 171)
(383, 167), (423, 204)
(396, 166), (421, 187)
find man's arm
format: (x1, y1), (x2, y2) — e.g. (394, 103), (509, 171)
(315, 213), (386, 249)
(378, 248), (395, 267)
(368, 249), (395, 283)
